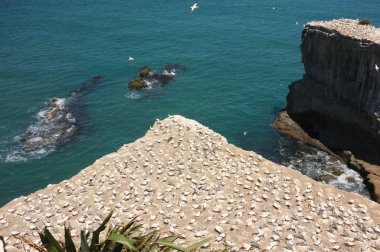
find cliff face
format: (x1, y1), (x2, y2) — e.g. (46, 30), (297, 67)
(276, 19), (380, 201)
(287, 19), (380, 164)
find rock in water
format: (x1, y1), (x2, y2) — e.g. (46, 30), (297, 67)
(139, 66), (151, 78)
(128, 65), (182, 90)
(15, 76), (102, 159)
(128, 78), (148, 90)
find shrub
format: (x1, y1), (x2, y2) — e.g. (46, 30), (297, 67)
(17, 210), (225, 252)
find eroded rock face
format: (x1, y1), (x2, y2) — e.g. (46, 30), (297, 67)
(276, 19), (380, 201)
(286, 19), (380, 163)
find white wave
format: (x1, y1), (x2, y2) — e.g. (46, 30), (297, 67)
(330, 169), (369, 196)
(278, 137), (369, 197)
(143, 79), (157, 89)
(162, 69), (176, 76)
(5, 145), (54, 163)
(55, 98), (67, 109)
(37, 110), (48, 120)
(5, 152), (28, 163)
(65, 113), (76, 123)
(125, 91), (142, 100)
(28, 136), (43, 143)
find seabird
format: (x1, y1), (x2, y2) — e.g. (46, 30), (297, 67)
(0, 236), (6, 252)
(243, 131), (247, 136)
(128, 56), (134, 61)
(189, 1), (199, 13)
(375, 64), (379, 71)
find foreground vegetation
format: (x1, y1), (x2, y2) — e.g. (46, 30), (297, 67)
(18, 211), (225, 252)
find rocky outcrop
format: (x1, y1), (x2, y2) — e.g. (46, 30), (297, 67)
(14, 76), (102, 160)
(128, 65), (180, 90)
(275, 19), (380, 201)
(1, 115), (380, 251)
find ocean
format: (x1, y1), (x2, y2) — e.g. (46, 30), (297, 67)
(0, 0), (379, 206)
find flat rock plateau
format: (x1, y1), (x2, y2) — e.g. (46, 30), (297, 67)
(1, 115), (380, 251)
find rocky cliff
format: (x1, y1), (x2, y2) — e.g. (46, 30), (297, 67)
(275, 19), (380, 201)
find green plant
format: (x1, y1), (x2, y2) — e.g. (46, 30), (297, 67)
(358, 18), (372, 25)
(19, 210), (225, 252)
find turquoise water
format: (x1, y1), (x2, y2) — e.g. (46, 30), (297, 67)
(1, 0), (379, 206)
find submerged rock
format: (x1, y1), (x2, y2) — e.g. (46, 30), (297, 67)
(15, 76), (103, 158)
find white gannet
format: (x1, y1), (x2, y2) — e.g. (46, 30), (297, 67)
(243, 131), (247, 136)
(189, 1), (199, 13)
(163, 69), (176, 76)
(0, 236), (5, 252)
(128, 56), (134, 61)
(375, 64), (379, 72)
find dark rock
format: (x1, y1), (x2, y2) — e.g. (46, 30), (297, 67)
(90, 75), (102, 84)
(128, 65), (181, 90)
(128, 78), (148, 90)
(17, 76), (102, 157)
(139, 66), (151, 78)
(151, 73), (173, 84)
(274, 19), (380, 202)
(317, 174), (336, 184)
(346, 176), (356, 183)
(325, 166), (345, 176)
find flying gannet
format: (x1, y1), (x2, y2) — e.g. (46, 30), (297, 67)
(189, 1), (199, 13)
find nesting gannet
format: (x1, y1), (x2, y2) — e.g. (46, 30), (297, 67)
(128, 56), (134, 61)
(375, 64), (379, 72)
(189, 1), (199, 13)
(0, 236), (5, 252)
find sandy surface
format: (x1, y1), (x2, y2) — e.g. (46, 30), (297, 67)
(1, 115), (380, 251)
(307, 19), (380, 44)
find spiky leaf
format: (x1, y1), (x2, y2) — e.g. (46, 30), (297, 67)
(156, 238), (187, 252)
(42, 227), (64, 252)
(185, 237), (213, 252)
(90, 210), (114, 251)
(79, 230), (90, 252)
(64, 226), (77, 252)
(107, 232), (138, 251)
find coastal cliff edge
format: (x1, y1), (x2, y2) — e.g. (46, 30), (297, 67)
(1, 115), (380, 251)
(275, 19), (380, 202)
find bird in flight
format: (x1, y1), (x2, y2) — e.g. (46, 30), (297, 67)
(189, 1), (199, 13)
(128, 56), (134, 61)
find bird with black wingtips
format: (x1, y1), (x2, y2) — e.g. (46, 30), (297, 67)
(0, 236), (6, 252)
(189, 1), (199, 13)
